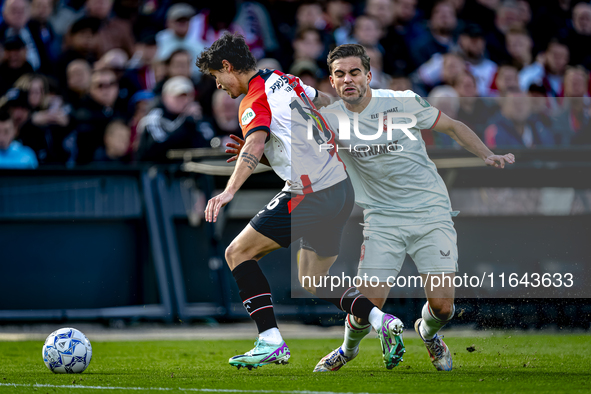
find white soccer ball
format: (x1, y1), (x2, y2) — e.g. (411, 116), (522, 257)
(42, 328), (92, 373)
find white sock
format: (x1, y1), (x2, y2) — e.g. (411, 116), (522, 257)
(259, 327), (283, 345)
(419, 302), (455, 340)
(342, 314), (371, 357)
(368, 307), (385, 332)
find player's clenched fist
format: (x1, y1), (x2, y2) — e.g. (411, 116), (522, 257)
(485, 153), (515, 169)
(205, 191), (234, 222)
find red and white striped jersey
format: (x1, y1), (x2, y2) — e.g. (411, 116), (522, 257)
(239, 69), (347, 194)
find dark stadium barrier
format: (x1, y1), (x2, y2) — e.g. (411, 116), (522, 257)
(1, 148), (591, 328)
(152, 170), (228, 321)
(0, 167), (176, 322)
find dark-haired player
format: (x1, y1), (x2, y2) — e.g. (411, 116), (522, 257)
(197, 33), (405, 370)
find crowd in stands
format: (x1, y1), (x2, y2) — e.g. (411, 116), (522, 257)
(0, 0), (590, 169)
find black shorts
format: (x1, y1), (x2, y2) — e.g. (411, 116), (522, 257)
(249, 177), (355, 257)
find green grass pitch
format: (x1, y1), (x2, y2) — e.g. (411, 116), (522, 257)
(0, 334), (590, 393)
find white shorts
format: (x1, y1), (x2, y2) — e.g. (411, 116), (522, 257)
(357, 220), (458, 281)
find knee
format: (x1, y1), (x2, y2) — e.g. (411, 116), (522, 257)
(225, 242), (243, 270)
(429, 301), (455, 321)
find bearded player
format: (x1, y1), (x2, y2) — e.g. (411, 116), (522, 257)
(307, 44), (514, 372)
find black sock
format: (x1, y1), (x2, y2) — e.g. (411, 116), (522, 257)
(232, 260), (277, 333)
(316, 282), (376, 321)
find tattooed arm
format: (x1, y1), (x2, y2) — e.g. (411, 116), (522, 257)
(205, 130), (267, 222)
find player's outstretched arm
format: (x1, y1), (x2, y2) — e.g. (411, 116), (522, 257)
(433, 112), (515, 168)
(226, 134), (270, 166)
(205, 131), (267, 222)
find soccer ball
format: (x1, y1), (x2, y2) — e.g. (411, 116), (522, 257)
(42, 328), (92, 373)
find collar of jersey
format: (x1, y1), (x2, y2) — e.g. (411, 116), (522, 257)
(248, 69), (266, 86)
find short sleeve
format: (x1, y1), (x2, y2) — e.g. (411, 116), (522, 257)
(298, 77), (318, 100)
(240, 90), (272, 140)
(401, 90), (441, 130)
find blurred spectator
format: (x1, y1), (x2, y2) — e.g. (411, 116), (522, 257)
(48, 0), (85, 38)
(372, 0), (415, 76)
(0, 108), (37, 168)
(389, 74), (412, 91)
(292, 27), (326, 74)
(0, 36), (34, 96)
(457, 0), (497, 34)
(0, 87), (31, 131)
(153, 48), (196, 95)
(257, 58), (282, 72)
(0, 0), (585, 163)
(416, 24), (497, 96)
(64, 59), (92, 107)
(293, 27), (323, 61)
(527, 83), (553, 131)
(515, 0), (531, 28)
(485, 0), (523, 64)
(415, 52), (465, 93)
(125, 34), (158, 92)
(94, 48), (128, 72)
(94, 48), (134, 114)
(137, 76), (210, 162)
(489, 64), (520, 97)
(83, 0), (135, 57)
(562, 2), (591, 71)
(425, 85), (459, 148)
(562, 66), (590, 99)
(349, 14), (383, 52)
(128, 90), (155, 155)
(529, 0), (572, 55)
(519, 39), (569, 98)
(233, 1), (280, 59)
(13, 74), (70, 163)
(295, 1), (326, 30)
(392, 0), (421, 40)
(428, 85), (460, 116)
(505, 28), (533, 70)
(211, 88), (241, 146)
(453, 72), (495, 136)
(411, 1), (458, 67)
(289, 60), (321, 89)
(186, 3), (245, 56)
(29, 0), (59, 66)
(552, 66), (591, 146)
(55, 16), (100, 85)
(365, 0), (395, 31)
(14, 73), (47, 110)
(0, 0), (44, 72)
(442, 52), (466, 86)
(324, 0), (355, 46)
(365, 46), (390, 89)
(484, 89), (554, 148)
(453, 71), (478, 98)
(93, 119), (131, 162)
(458, 24), (498, 96)
(165, 48), (193, 80)
(72, 69), (120, 164)
(155, 3), (202, 77)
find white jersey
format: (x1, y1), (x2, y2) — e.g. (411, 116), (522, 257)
(321, 89), (453, 226)
(239, 69), (347, 194)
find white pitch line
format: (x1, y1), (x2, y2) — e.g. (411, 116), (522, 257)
(0, 383), (389, 394)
